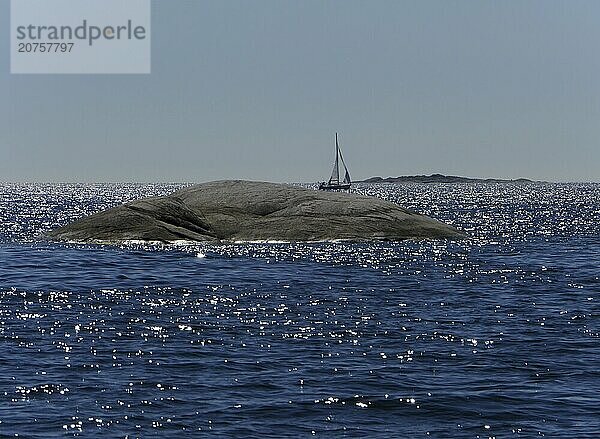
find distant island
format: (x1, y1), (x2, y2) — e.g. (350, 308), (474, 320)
(360, 174), (536, 184)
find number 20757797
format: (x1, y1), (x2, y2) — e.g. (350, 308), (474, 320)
(17, 42), (74, 53)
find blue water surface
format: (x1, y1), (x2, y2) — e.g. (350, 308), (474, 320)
(0, 182), (599, 437)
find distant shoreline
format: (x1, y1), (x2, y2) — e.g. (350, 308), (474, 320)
(359, 174), (539, 184)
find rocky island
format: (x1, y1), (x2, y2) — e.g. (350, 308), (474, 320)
(48, 180), (463, 243)
(362, 174), (535, 184)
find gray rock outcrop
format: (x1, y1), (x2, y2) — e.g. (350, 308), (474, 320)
(48, 180), (464, 243)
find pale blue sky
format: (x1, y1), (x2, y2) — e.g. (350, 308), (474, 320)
(1, 0), (599, 182)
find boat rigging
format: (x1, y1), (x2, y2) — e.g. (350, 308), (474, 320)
(319, 133), (352, 191)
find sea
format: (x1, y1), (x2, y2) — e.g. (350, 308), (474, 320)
(0, 182), (598, 438)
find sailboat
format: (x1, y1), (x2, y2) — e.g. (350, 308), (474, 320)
(319, 133), (352, 190)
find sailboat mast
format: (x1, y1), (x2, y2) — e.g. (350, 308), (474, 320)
(334, 132), (340, 183)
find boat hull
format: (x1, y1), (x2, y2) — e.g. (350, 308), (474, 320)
(319, 182), (351, 191)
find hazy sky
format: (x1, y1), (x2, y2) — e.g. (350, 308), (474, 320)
(1, 0), (599, 182)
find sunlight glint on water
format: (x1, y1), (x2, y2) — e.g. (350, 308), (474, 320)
(0, 182), (599, 437)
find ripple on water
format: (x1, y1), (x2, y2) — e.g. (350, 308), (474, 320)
(0, 183), (599, 437)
